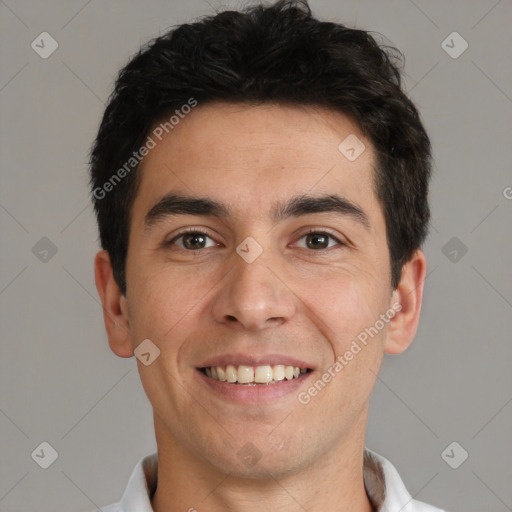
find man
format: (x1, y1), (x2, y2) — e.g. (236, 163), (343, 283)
(90, 0), (446, 510)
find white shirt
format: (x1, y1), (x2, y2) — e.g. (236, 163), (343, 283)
(99, 448), (446, 512)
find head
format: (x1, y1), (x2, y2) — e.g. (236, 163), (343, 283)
(91, 0), (431, 479)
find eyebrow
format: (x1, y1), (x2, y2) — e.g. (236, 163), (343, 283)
(144, 193), (371, 231)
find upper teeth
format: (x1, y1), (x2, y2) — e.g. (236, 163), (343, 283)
(204, 365), (307, 384)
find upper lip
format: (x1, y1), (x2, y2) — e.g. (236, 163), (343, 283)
(199, 354), (315, 370)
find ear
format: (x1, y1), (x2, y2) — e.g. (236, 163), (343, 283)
(384, 249), (427, 355)
(94, 250), (134, 358)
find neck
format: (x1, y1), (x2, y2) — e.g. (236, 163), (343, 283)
(150, 412), (374, 512)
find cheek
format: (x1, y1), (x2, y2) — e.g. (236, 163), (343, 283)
(305, 272), (386, 344)
(126, 256), (228, 349)
(302, 272), (387, 394)
(126, 261), (193, 339)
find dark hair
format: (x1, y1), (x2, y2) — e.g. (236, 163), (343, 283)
(89, 0), (432, 296)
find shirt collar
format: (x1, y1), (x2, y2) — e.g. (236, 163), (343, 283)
(118, 447), (439, 512)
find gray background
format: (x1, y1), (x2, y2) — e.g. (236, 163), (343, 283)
(0, 0), (511, 511)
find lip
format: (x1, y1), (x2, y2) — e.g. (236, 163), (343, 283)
(196, 367), (314, 404)
(198, 353), (315, 370)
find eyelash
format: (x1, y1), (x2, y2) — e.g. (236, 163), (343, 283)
(166, 227), (346, 251)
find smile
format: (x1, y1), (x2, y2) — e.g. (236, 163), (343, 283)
(200, 364), (311, 385)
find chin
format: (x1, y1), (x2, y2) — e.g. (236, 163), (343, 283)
(202, 436), (311, 480)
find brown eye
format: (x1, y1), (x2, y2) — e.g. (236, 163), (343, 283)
(296, 231), (343, 250)
(305, 233), (329, 249)
(182, 233), (207, 249)
(168, 231), (216, 250)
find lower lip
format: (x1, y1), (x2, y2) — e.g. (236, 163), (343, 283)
(196, 369), (313, 404)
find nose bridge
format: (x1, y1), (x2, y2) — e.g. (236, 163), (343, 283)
(211, 237), (296, 330)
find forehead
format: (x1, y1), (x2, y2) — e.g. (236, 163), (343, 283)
(133, 102), (380, 226)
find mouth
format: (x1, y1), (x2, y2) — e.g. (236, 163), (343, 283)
(199, 364), (312, 385)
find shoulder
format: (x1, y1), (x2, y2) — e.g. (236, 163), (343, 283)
(405, 500), (447, 512)
(365, 448), (447, 512)
(91, 452), (158, 512)
(92, 503), (122, 512)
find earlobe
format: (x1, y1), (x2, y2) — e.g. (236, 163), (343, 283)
(384, 249), (427, 355)
(94, 250), (134, 358)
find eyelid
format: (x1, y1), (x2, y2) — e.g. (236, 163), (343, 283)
(295, 227), (347, 245)
(166, 226), (218, 246)
(165, 226), (348, 249)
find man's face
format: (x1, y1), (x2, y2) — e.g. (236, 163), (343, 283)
(121, 103), (397, 477)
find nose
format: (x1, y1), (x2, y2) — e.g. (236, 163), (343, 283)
(210, 247), (297, 331)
